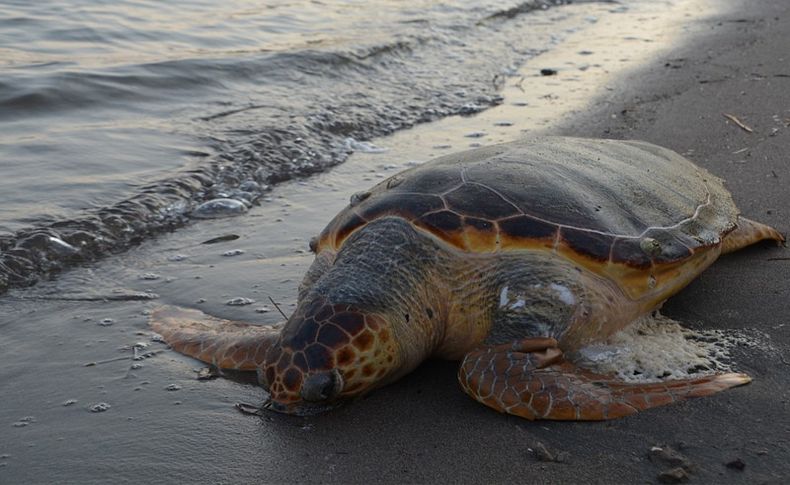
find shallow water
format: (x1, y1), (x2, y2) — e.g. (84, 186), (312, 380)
(0, 0), (642, 292)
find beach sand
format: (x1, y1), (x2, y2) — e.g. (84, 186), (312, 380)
(1, 0), (787, 483)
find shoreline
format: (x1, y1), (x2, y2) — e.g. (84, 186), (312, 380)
(1, 0), (788, 483)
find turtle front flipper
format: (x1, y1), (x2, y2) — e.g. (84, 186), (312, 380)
(150, 306), (280, 371)
(457, 338), (751, 420)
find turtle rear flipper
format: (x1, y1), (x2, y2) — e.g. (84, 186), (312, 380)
(722, 216), (785, 254)
(457, 338), (751, 421)
(150, 305), (280, 371)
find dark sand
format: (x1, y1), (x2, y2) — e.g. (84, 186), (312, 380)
(1, 0), (788, 483)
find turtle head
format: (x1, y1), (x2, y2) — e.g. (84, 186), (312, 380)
(259, 297), (402, 415)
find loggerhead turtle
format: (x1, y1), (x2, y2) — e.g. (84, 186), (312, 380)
(151, 137), (784, 420)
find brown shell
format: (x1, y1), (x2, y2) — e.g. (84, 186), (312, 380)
(317, 137), (738, 271)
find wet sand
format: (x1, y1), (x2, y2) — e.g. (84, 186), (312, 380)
(1, 0), (789, 483)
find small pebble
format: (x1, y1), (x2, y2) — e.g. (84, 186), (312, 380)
(98, 318), (114, 327)
(167, 254), (188, 262)
(464, 131), (487, 138)
(255, 306), (272, 313)
(648, 445), (692, 470)
(226, 297), (255, 306)
(494, 121), (514, 126)
(540, 68), (558, 76)
(165, 384), (181, 391)
(222, 249), (245, 257)
(63, 399), (78, 406)
(140, 273), (160, 281)
(725, 458), (745, 471)
(89, 403), (111, 413)
(201, 234), (240, 245)
(658, 467), (689, 484)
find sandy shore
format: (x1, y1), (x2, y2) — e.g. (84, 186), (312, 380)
(1, 0), (788, 483)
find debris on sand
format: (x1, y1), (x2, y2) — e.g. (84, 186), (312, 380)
(649, 445), (695, 483)
(226, 297), (255, 306)
(531, 441), (570, 463)
(648, 445), (694, 471)
(197, 367), (220, 380)
(658, 467), (690, 483)
(723, 112), (754, 133)
(89, 403), (111, 413)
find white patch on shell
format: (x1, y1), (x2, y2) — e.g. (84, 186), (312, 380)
(499, 286), (509, 308)
(549, 283), (576, 306)
(509, 299), (526, 310)
(574, 312), (773, 383)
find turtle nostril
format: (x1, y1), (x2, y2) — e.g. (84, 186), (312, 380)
(300, 369), (343, 402)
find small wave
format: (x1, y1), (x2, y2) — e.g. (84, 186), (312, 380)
(0, 0), (583, 295)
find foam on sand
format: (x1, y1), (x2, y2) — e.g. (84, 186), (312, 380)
(574, 312), (772, 383)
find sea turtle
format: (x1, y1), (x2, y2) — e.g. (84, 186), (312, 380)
(151, 137), (784, 420)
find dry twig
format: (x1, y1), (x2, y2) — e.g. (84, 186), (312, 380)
(268, 296), (290, 320)
(723, 113), (754, 133)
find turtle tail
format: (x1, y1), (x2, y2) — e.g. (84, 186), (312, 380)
(458, 338), (751, 420)
(150, 305), (280, 371)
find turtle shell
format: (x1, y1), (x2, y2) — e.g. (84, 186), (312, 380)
(318, 137), (737, 276)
